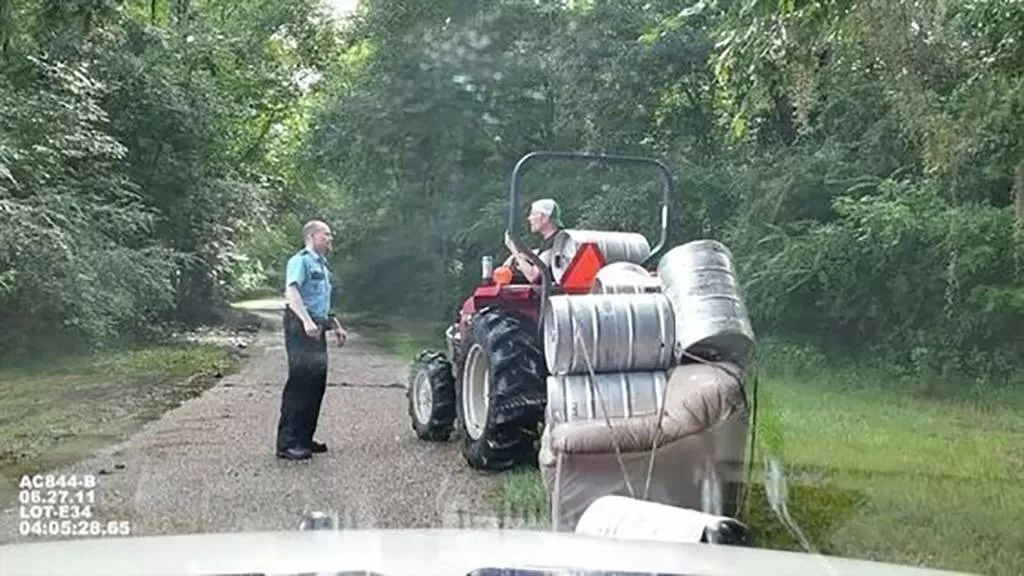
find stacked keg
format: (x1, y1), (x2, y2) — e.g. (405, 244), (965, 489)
(543, 237), (755, 427)
(544, 233), (675, 426)
(656, 239), (756, 368)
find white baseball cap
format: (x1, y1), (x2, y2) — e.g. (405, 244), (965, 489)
(530, 198), (563, 226)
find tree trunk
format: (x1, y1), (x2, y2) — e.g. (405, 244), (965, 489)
(1014, 158), (1024, 229)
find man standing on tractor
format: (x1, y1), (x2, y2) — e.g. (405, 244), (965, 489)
(276, 219), (348, 461)
(503, 198), (568, 283)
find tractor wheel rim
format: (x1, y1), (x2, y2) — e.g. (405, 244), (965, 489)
(413, 371), (432, 424)
(463, 344), (489, 440)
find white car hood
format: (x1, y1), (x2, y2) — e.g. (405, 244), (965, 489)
(0, 528), (971, 576)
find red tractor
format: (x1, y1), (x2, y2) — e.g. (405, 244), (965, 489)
(406, 151), (675, 472)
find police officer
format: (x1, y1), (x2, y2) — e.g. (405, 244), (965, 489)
(276, 220), (348, 460)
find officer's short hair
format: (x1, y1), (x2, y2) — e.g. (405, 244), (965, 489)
(301, 220), (328, 241)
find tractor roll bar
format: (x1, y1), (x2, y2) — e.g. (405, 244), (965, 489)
(506, 150), (675, 286)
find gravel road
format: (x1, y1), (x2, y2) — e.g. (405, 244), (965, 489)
(0, 304), (500, 542)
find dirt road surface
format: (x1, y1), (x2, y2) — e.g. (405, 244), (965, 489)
(0, 303), (498, 542)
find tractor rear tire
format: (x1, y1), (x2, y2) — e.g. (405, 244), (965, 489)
(455, 308), (547, 471)
(407, 351), (457, 441)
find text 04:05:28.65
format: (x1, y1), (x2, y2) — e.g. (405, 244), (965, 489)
(19, 519), (131, 537)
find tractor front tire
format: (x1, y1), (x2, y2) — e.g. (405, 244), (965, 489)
(407, 351), (457, 441)
(455, 308), (547, 471)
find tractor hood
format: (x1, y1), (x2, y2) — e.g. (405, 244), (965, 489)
(0, 528), (972, 576)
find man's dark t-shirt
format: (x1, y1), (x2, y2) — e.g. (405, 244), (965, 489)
(537, 228), (568, 281)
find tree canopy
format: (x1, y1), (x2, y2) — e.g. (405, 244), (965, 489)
(2, 0), (1022, 385)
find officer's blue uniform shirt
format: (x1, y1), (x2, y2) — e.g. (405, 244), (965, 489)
(285, 248), (332, 320)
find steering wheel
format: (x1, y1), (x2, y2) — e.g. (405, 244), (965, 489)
(502, 253), (538, 285)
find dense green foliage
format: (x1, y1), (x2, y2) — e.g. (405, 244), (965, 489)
(0, 0), (339, 356)
(3, 0), (1022, 386)
(310, 0), (1024, 386)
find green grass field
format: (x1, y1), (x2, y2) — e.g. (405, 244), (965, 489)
(351, 317), (1024, 575)
(342, 312), (448, 361)
(744, 376), (1024, 574)
(0, 341), (243, 507)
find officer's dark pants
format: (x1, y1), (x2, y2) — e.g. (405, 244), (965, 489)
(276, 307), (329, 451)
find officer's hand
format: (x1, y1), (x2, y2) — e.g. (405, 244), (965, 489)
(331, 319), (348, 347)
(504, 230), (516, 253)
(303, 319), (320, 339)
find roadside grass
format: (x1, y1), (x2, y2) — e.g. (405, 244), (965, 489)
(495, 466), (550, 518)
(747, 375), (1024, 575)
(234, 286), (283, 301)
(341, 312), (447, 361)
(352, 318), (1024, 574)
(231, 295), (447, 362)
(0, 339), (244, 508)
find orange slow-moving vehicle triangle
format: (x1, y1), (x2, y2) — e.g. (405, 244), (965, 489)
(560, 242), (606, 293)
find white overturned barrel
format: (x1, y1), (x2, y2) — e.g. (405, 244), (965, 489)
(544, 293), (674, 375)
(551, 230), (651, 285)
(546, 371), (667, 424)
(591, 262), (661, 295)
(657, 240), (756, 367)
(575, 495), (734, 544)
